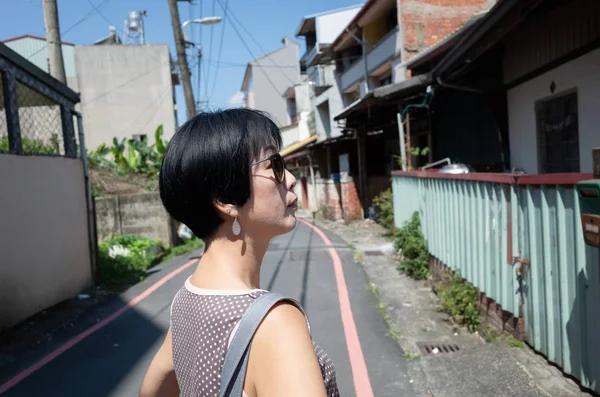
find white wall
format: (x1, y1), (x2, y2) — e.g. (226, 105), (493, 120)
(75, 44), (177, 149)
(507, 48), (600, 174)
(311, 64), (345, 141)
(316, 8), (361, 45)
(0, 155), (92, 331)
(294, 84), (311, 113)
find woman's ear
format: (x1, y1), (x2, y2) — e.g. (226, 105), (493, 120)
(214, 200), (238, 219)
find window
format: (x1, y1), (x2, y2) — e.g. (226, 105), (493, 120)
(536, 91), (579, 173)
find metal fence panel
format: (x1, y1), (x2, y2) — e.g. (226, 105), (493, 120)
(393, 174), (600, 392)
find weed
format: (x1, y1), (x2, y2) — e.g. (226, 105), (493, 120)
(372, 188), (394, 231)
(366, 279), (402, 343)
(404, 352), (421, 360)
(439, 273), (481, 332)
(354, 250), (364, 264)
(508, 336), (525, 348)
(394, 212), (429, 280)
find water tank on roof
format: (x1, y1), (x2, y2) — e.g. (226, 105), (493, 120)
(127, 11), (143, 32)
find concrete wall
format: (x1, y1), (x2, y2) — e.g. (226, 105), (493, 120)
(0, 155), (92, 331)
(507, 48), (600, 174)
(95, 193), (175, 246)
(312, 64), (345, 141)
(249, 39), (301, 126)
(74, 44), (177, 149)
(316, 8), (362, 44)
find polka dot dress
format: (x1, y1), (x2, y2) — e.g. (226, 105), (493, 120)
(170, 278), (339, 397)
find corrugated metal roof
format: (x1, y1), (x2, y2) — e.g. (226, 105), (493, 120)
(3, 36), (76, 78)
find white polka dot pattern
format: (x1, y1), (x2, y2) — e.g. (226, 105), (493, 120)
(170, 286), (339, 396)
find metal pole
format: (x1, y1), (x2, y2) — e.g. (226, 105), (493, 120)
(361, 39), (370, 93)
(43, 0), (67, 84)
(308, 154), (319, 212)
(196, 48), (202, 112)
(168, 0), (196, 121)
(75, 111), (99, 285)
(397, 112), (407, 171)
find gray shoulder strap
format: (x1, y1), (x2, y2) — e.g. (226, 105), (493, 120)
(219, 293), (302, 397)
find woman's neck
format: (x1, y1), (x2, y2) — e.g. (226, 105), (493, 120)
(189, 232), (269, 291)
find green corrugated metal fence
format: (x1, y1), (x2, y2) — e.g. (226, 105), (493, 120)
(392, 174), (600, 392)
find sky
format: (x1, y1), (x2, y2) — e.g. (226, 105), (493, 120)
(1, 0), (363, 126)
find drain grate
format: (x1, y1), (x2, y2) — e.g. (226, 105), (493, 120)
(417, 342), (460, 355)
(364, 250), (384, 256)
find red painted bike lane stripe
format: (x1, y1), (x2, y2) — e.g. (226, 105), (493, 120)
(298, 219), (374, 397)
(0, 258), (198, 395)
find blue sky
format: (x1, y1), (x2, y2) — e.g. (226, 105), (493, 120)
(1, 0), (362, 126)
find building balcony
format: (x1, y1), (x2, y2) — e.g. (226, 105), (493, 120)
(304, 45), (319, 67)
(339, 27), (399, 93)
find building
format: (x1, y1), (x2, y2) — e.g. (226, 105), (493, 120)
(295, 4), (363, 142)
(391, 0), (600, 392)
(3, 34), (179, 149)
(241, 37), (302, 127)
(279, 5), (364, 219)
(290, 0), (494, 220)
(74, 43), (178, 149)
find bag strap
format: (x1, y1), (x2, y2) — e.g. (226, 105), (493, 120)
(219, 293), (300, 397)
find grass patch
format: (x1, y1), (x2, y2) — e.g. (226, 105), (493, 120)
(162, 237), (204, 262)
(354, 250), (364, 265)
(404, 352), (421, 360)
(508, 336), (525, 348)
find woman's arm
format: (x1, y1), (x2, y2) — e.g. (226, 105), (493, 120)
(139, 327), (180, 397)
(246, 302), (327, 397)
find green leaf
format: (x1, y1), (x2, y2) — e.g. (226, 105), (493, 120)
(155, 125), (166, 155)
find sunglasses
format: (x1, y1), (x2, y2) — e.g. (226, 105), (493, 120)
(251, 153), (286, 184)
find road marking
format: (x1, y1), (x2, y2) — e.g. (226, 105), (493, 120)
(0, 258), (198, 395)
(298, 219), (374, 397)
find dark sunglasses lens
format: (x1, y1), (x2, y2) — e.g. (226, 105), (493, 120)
(272, 155), (285, 183)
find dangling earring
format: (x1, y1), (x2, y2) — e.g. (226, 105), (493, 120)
(232, 217), (241, 236)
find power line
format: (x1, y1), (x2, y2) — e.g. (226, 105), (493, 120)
(208, 0), (229, 104)
(25, 0), (110, 61)
(205, 0), (217, 100)
(223, 3), (297, 87)
(214, 0), (282, 98)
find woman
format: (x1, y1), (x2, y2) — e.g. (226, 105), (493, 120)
(139, 109), (339, 397)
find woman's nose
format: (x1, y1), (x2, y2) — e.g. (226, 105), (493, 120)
(285, 169), (297, 190)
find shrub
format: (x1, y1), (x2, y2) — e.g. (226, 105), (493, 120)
(394, 212), (429, 280)
(98, 235), (161, 290)
(440, 273), (481, 331)
(372, 188), (394, 231)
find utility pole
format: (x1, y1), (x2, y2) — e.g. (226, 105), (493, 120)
(42, 0), (67, 84)
(168, 0), (196, 121)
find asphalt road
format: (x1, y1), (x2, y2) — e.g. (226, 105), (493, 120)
(0, 221), (413, 396)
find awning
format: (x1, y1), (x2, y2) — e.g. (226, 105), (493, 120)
(280, 135), (317, 157)
(333, 73), (432, 121)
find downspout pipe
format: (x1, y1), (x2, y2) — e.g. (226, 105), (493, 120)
(307, 154), (319, 214)
(74, 111), (99, 285)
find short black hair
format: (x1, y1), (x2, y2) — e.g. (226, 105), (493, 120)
(159, 108), (282, 239)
